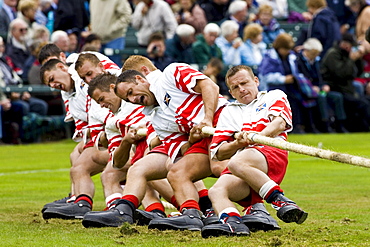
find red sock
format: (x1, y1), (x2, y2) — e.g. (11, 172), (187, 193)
(121, 194), (140, 208)
(250, 190), (264, 205)
(179, 199), (200, 212)
(170, 195), (180, 210)
(145, 202), (165, 212)
(264, 186), (284, 203)
(198, 189), (208, 198)
(75, 194), (93, 207)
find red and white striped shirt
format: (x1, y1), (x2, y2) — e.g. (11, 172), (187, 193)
(145, 63), (228, 160)
(210, 90), (292, 160)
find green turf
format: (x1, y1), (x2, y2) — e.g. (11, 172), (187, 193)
(1, 134), (370, 246)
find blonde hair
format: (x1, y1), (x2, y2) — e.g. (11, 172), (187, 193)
(243, 23), (263, 41)
(306, 0), (327, 9)
(122, 55), (157, 72)
(258, 4), (273, 14)
(18, 0), (38, 14)
(273, 33), (295, 50)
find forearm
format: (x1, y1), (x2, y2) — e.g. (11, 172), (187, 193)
(112, 140), (132, 168)
(216, 141), (245, 161)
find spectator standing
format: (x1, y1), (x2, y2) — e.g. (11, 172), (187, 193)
(303, 0), (342, 57)
(89, 0), (132, 67)
(53, 0), (89, 35)
(327, 0), (356, 34)
(321, 33), (370, 132)
(175, 0), (207, 35)
(165, 24), (196, 64)
(131, 0), (178, 47)
(0, 0), (18, 39)
(192, 23), (223, 65)
(287, 0), (312, 23)
(255, 4), (285, 48)
(200, 0), (230, 23)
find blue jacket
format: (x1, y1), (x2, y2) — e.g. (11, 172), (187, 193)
(307, 7), (341, 57)
(240, 39), (267, 74)
(255, 19), (285, 47)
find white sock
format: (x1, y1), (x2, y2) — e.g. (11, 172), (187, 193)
(105, 193), (123, 207)
(218, 207), (240, 222)
(259, 180), (278, 200)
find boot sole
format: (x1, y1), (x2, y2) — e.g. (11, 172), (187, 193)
(278, 207), (308, 224)
(82, 219), (121, 228)
(42, 211), (86, 220)
(148, 222), (202, 231)
(242, 219), (281, 232)
(201, 228), (250, 238)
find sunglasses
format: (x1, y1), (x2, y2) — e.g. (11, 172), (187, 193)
(19, 28), (28, 32)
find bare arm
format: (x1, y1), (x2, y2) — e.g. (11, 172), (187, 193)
(216, 116), (287, 160)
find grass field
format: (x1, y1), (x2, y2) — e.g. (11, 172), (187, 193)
(1, 133), (370, 246)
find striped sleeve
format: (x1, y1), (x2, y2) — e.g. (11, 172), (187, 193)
(170, 64), (208, 94)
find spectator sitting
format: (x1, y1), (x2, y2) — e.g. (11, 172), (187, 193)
(241, 23), (267, 75)
(0, 36), (22, 86)
(32, 24), (50, 42)
(51, 30), (70, 55)
(175, 0), (207, 35)
(215, 20), (246, 66)
(17, 0), (40, 39)
(146, 31), (174, 71)
(259, 33), (318, 133)
(257, 0), (289, 19)
(255, 4), (285, 48)
(192, 23), (223, 66)
(66, 28), (80, 54)
(131, 0), (178, 46)
(81, 33), (102, 52)
(321, 32), (370, 132)
(5, 18), (32, 78)
(165, 24), (196, 64)
(296, 37), (348, 133)
(27, 40), (48, 85)
(219, 0), (249, 38)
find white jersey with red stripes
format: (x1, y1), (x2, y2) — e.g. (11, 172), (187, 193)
(210, 90), (293, 160)
(104, 100), (148, 155)
(60, 52), (120, 141)
(144, 63), (228, 160)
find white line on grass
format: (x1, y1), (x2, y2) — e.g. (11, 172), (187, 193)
(0, 168), (69, 176)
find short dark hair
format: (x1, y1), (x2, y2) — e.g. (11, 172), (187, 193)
(88, 73), (117, 97)
(225, 65), (255, 88)
(114, 70), (144, 95)
(38, 43), (63, 65)
(39, 59), (64, 85)
(85, 33), (101, 44)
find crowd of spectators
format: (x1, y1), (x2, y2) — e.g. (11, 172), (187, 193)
(1, 0), (370, 144)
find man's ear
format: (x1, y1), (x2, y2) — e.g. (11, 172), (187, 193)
(109, 83), (116, 90)
(57, 62), (67, 72)
(59, 52), (67, 63)
(228, 89), (236, 99)
(141, 66), (150, 76)
(98, 62), (105, 71)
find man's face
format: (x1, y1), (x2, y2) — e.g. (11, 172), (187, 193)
(115, 76), (156, 106)
(77, 61), (105, 83)
(91, 85), (122, 113)
(12, 23), (28, 42)
(4, 0), (18, 7)
(228, 69), (259, 104)
(55, 36), (69, 52)
(43, 64), (73, 92)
